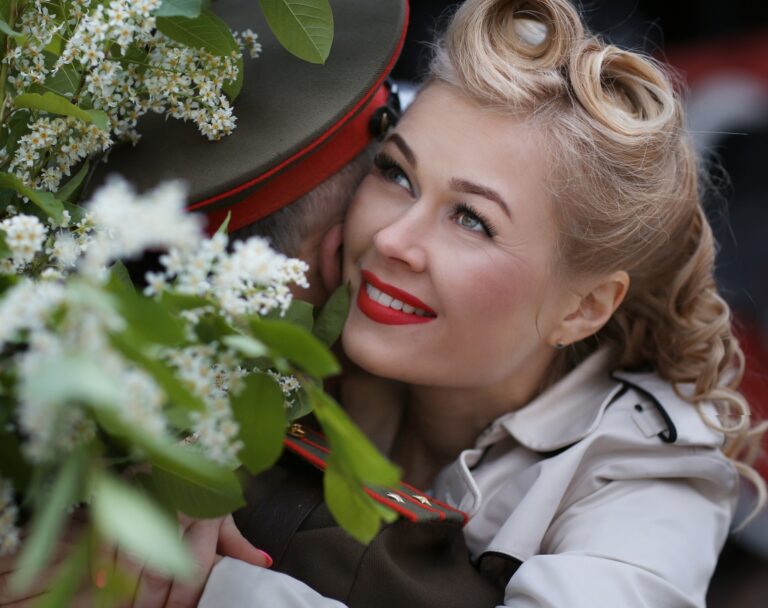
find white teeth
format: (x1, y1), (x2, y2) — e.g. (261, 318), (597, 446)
(365, 282), (430, 317)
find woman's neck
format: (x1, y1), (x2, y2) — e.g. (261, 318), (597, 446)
(391, 362), (549, 487)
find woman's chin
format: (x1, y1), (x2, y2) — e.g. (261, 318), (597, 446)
(341, 327), (423, 384)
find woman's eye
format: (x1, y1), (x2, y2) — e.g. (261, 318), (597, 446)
(373, 153), (413, 193)
(456, 210), (483, 231)
(451, 203), (497, 238)
(386, 167), (411, 190)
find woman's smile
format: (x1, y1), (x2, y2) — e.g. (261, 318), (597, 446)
(357, 270), (437, 325)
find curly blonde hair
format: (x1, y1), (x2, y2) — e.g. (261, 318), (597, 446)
(431, 0), (766, 515)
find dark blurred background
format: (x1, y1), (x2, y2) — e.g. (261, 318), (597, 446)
(391, 1), (768, 605)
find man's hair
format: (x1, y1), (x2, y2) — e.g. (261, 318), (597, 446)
(230, 145), (377, 256)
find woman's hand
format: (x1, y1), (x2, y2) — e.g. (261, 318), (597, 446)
(120, 513), (271, 608)
(0, 513), (271, 608)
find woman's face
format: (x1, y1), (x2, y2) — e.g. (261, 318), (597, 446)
(342, 83), (571, 390)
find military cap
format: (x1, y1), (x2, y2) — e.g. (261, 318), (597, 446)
(97, 0), (409, 232)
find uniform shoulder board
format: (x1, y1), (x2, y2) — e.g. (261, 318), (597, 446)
(284, 422), (468, 526)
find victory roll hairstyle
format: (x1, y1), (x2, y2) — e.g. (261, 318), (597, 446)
(430, 0), (766, 514)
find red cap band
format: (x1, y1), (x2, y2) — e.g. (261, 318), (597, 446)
(198, 85), (391, 233)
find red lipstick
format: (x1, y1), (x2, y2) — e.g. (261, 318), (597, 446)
(357, 270), (437, 325)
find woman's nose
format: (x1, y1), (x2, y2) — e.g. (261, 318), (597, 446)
(372, 208), (428, 272)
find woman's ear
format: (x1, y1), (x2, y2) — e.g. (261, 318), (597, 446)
(318, 222), (345, 294)
(549, 271), (629, 347)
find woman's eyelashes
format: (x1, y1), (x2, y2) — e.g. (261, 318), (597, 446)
(373, 152), (413, 193)
(373, 152), (497, 239)
(451, 203), (497, 238)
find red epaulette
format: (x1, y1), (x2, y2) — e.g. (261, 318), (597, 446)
(284, 422), (469, 527)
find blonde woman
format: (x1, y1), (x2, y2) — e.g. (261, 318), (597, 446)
(204, 0), (767, 605)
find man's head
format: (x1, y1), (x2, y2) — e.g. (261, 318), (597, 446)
(92, 0), (408, 304)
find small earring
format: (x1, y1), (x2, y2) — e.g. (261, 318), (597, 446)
(555, 342), (565, 350)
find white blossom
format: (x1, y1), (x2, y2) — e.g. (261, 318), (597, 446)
(0, 280), (66, 348)
(267, 370), (302, 407)
(82, 177), (204, 277)
(1, 214), (48, 266)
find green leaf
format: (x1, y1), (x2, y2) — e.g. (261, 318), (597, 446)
(14, 93), (109, 131)
(222, 334), (268, 358)
(312, 284), (349, 346)
(281, 299), (314, 332)
(258, 0), (334, 64)
(0, 18), (21, 38)
(5, 109), (30, 157)
(24, 354), (124, 408)
(156, 9), (242, 99)
(0, 231), (11, 259)
(109, 260), (134, 290)
(158, 290), (210, 312)
(87, 400), (244, 509)
(214, 211), (231, 236)
(55, 160), (89, 202)
(156, 9), (237, 57)
(40, 62), (81, 97)
(10, 450), (86, 593)
(324, 458), (381, 544)
(249, 317), (339, 378)
(143, 466), (245, 517)
(194, 312), (237, 343)
(91, 473), (194, 578)
(105, 273), (186, 347)
(155, 0), (203, 18)
(284, 386), (313, 421)
(309, 385), (399, 487)
(0, 172), (65, 223)
(231, 373), (286, 474)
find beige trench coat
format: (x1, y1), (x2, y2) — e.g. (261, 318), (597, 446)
(200, 349), (738, 607)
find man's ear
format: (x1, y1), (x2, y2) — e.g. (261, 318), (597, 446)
(318, 222), (345, 293)
(548, 271), (629, 348)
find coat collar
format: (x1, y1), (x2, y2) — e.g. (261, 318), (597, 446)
(485, 348), (623, 452)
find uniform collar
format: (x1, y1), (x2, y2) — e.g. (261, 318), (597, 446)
(486, 348), (623, 452)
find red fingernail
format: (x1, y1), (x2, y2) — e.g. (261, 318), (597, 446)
(258, 550), (273, 568)
(94, 569), (108, 589)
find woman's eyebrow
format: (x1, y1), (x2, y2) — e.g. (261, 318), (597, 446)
(449, 178), (512, 219)
(384, 133), (417, 167)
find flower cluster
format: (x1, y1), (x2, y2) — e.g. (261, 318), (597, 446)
(236, 29), (263, 59)
(82, 177), (204, 278)
(0, 215), (48, 268)
(0, 177), (309, 466)
(0, 480), (20, 557)
(268, 370), (302, 406)
(150, 229), (309, 319)
(8, 117), (112, 192)
(166, 345), (246, 464)
(2, 0), (252, 195)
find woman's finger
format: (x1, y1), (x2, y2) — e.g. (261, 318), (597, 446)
(131, 564), (173, 608)
(156, 518), (221, 608)
(216, 515), (272, 568)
